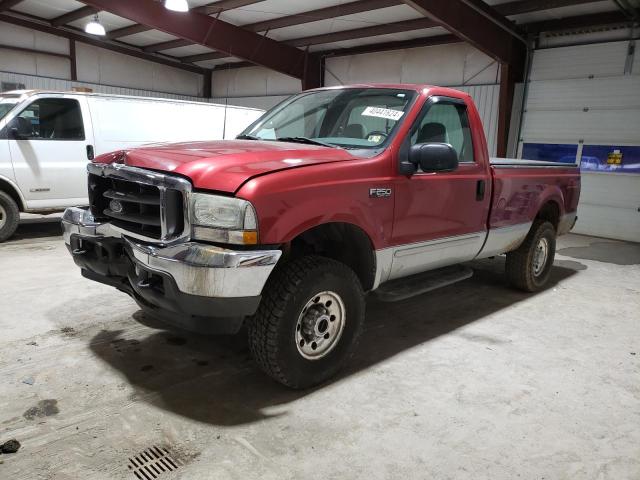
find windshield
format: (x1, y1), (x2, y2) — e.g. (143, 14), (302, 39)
(240, 88), (417, 152)
(0, 95), (21, 121)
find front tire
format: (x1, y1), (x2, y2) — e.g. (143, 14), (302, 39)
(0, 191), (20, 243)
(247, 256), (365, 389)
(505, 220), (556, 292)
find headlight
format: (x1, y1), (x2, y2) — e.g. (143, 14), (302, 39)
(191, 193), (258, 245)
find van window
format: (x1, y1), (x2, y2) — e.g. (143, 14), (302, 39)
(0, 95), (20, 121)
(15, 98), (84, 140)
(411, 101), (474, 163)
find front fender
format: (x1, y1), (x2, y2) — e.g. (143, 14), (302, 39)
(237, 162), (395, 249)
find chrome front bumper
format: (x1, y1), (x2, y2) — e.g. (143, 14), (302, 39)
(62, 207), (281, 299)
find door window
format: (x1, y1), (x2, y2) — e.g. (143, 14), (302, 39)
(14, 98), (84, 140)
(410, 101), (474, 163)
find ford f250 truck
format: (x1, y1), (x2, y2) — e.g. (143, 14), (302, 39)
(62, 84), (580, 388)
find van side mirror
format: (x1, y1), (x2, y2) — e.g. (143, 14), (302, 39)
(9, 127), (21, 140)
(7, 118), (26, 140)
(409, 143), (458, 173)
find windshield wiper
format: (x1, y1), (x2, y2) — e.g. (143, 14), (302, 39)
(275, 136), (338, 148)
(236, 134), (260, 140)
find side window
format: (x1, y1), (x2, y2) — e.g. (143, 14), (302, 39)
(410, 101), (474, 163)
(15, 98), (84, 140)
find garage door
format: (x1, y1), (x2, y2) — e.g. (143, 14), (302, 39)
(518, 41), (640, 242)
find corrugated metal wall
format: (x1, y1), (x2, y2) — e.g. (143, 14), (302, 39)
(520, 40), (640, 242)
(455, 84), (499, 157)
(0, 70), (206, 102)
(0, 20), (203, 97)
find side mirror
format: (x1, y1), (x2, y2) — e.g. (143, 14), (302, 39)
(409, 143), (458, 173)
(9, 127), (21, 140)
(7, 118), (26, 140)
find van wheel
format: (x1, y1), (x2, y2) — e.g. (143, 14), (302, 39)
(0, 191), (20, 243)
(505, 220), (556, 292)
(247, 256), (365, 389)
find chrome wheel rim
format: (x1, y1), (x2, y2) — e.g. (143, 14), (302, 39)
(533, 237), (549, 276)
(295, 291), (345, 360)
(0, 204), (6, 230)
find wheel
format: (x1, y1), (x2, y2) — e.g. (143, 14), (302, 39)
(505, 220), (556, 292)
(247, 255), (365, 389)
(0, 191), (20, 243)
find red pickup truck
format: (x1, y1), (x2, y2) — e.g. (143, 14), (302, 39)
(62, 84), (580, 388)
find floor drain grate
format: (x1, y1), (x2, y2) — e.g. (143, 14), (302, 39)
(128, 445), (182, 479)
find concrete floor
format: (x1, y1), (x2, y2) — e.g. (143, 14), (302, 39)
(1, 215), (638, 480)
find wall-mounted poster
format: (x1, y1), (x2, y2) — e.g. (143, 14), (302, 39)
(521, 143), (578, 164)
(580, 145), (640, 174)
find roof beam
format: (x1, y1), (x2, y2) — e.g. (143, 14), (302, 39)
(139, 0), (401, 53)
(181, 3), (624, 65)
(323, 34), (461, 58)
(0, 0), (25, 12)
(106, 0), (265, 40)
(402, 0), (526, 75)
(0, 43), (71, 59)
(105, 23), (151, 40)
(523, 10), (630, 33)
(144, 39), (192, 53)
(180, 16), (441, 62)
(51, 5), (98, 27)
(244, 0), (400, 32)
(211, 8), (627, 69)
(210, 36), (461, 70)
(146, 0), (578, 57)
(497, 0), (603, 17)
(0, 13), (207, 74)
(78, 0), (308, 79)
(197, 0), (265, 15)
(203, 0), (605, 39)
(288, 18), (438, 47)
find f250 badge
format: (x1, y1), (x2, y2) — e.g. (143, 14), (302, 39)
(369, 188), (392, 198)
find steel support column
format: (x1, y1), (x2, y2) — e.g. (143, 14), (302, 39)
(203, 70), (212, 98)
(497, 63), (517, 158)
(302, 53), (323, 90)
(403, 0), (526, 73)
(70, 39), (77, 81)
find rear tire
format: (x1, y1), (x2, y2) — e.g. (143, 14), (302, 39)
(247, 255), (365, 389)
(505, 220), (556, 292)
(0, 191), (19, 243)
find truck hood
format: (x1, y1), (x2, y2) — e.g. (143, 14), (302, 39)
(94, 140), (356, 193)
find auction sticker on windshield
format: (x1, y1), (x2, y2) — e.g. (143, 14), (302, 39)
(362, 106), (404, 121)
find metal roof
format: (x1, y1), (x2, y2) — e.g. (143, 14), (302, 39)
(0, 0), (634, 73)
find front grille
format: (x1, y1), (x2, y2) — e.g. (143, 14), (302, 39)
(88, 164), (190, 243)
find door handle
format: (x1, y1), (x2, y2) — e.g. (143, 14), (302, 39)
(476, 179), (486, 201)
(86, 144), (94, 160)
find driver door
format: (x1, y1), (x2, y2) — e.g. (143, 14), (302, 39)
(8, 95), (94, 209)
(390, 96), (491, 279)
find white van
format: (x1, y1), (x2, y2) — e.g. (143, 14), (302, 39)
(0, 90), (264, 241)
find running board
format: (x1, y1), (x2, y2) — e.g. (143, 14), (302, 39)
(373, 265), (473, 302)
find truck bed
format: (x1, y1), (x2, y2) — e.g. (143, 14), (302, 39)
(488, 157), (580, 231)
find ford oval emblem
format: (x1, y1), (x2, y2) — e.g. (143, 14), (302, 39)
(109, 199), (124, 213)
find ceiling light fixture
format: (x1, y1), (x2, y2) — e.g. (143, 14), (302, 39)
(164, 0), (189, 12)
(85, 14), (106, 36)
